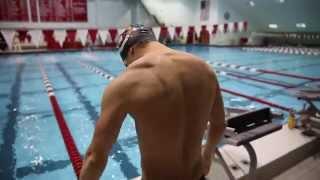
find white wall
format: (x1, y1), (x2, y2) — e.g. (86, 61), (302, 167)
(0, 0), (157, 29)
(1, 0), (319, 32)
(133, 1), (158, 26)
(216, 0), (320, 32)
(141, 0), (218, 26)
(140, 0), (320, 32)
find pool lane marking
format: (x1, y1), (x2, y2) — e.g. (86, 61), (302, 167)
(214, 68), (295, 89)
(0, 63), (25, 180)
(55, 63), (100, 122)
(207, 61), (320, 81)
(220, 88), (292, 112)
(0, 93), (9, 98)
(206, 64), (293, 111)
(38, 63), (82, 178)
(16, 159), (70, 178)
(79, 61), (293, 113)
(56, 62), (140, 179)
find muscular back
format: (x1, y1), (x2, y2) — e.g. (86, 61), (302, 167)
(124, 51), (219, 180)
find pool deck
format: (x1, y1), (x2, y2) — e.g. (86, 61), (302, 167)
(208, 125), (319, 180)
(273, 153), (320, 180)
(131, 125), (319, 180)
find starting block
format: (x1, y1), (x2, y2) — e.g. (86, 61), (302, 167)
(216, 108), (282, 180)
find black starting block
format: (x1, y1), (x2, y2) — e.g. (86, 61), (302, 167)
(216, 108), (282, 180)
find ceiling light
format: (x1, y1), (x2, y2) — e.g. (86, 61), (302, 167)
(296, 23), (306, 28)
(249, 1), (255, 7)
(268, 24), (278, 29)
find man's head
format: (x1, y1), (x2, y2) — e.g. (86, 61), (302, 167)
(118, 24), (156, 66)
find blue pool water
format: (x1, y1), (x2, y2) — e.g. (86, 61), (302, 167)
(0, 46), (320, 179)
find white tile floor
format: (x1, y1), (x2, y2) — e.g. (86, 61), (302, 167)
(205, 153), (320, 180)
(132, 154), (320, 180)
(273, 153), (320, 180)
(205, 126), (319, 180)
(132, 127), (319, 180)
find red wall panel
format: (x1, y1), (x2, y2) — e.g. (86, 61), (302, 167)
(0, 0), (28, 21)
(1, 0), (87, 22)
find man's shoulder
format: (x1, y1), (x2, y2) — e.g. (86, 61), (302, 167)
(106, 69), (152, 96)
(164, 50), (208, 66)
(103, 69), (158, 111)
(107, 70), (141, 90)
(101, 71), (144, 110)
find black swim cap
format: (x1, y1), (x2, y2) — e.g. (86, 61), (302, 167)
(118, 24), (156, 62)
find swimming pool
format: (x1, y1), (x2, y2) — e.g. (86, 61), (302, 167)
(0, 46), (319, 180)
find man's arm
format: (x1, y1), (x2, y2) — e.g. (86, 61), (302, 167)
(80, 79), (128, 180)
(202, 83), (226, 175)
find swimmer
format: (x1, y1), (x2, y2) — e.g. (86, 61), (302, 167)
(80, 25), (225, 180)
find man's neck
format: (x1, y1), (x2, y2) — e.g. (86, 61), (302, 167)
(127, 41), (171, 66)
(137, 41), (170, 56)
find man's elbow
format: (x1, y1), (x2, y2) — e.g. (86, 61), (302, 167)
(218, 122), (226, 133)
(213, 121), (226, 134)
(83, 151), (107, 174)
(88, 153), (107, 168)
(80, 153), (103, 180)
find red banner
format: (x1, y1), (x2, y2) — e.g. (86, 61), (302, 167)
(0, 0), (6, 21)
(40, 0), (66, 21)
(72, 0), (87, 21)
(40, 0), (87, 22)
(39, 0), (52, 21)
(53, 0), (71, 22)
(30, 0), (38, 22)
(0, 0), (87, 22)
(0, 0), (28, 21)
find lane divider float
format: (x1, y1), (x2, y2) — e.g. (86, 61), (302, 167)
(214, 69), (294, 88)
(221, 88), (292, 112)
(243, 47), (320, 56)
(207, 61), (320, 81)
(39, 63), (82, 178)
(78, 61), (115, 80)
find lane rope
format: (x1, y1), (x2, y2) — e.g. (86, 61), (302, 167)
(78, 61), (292, 112)
(207, 61), (320, 81)
(221, 88), (292, 112)
(214, 69), (294, 88)
(39, 63), (83, 178)
(243, 47), (320, 57)
(78, 61), (115, 80)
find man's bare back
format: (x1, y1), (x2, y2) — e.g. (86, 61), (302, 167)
(80, 26), (225, 180)
(127, 51), (218, 180)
